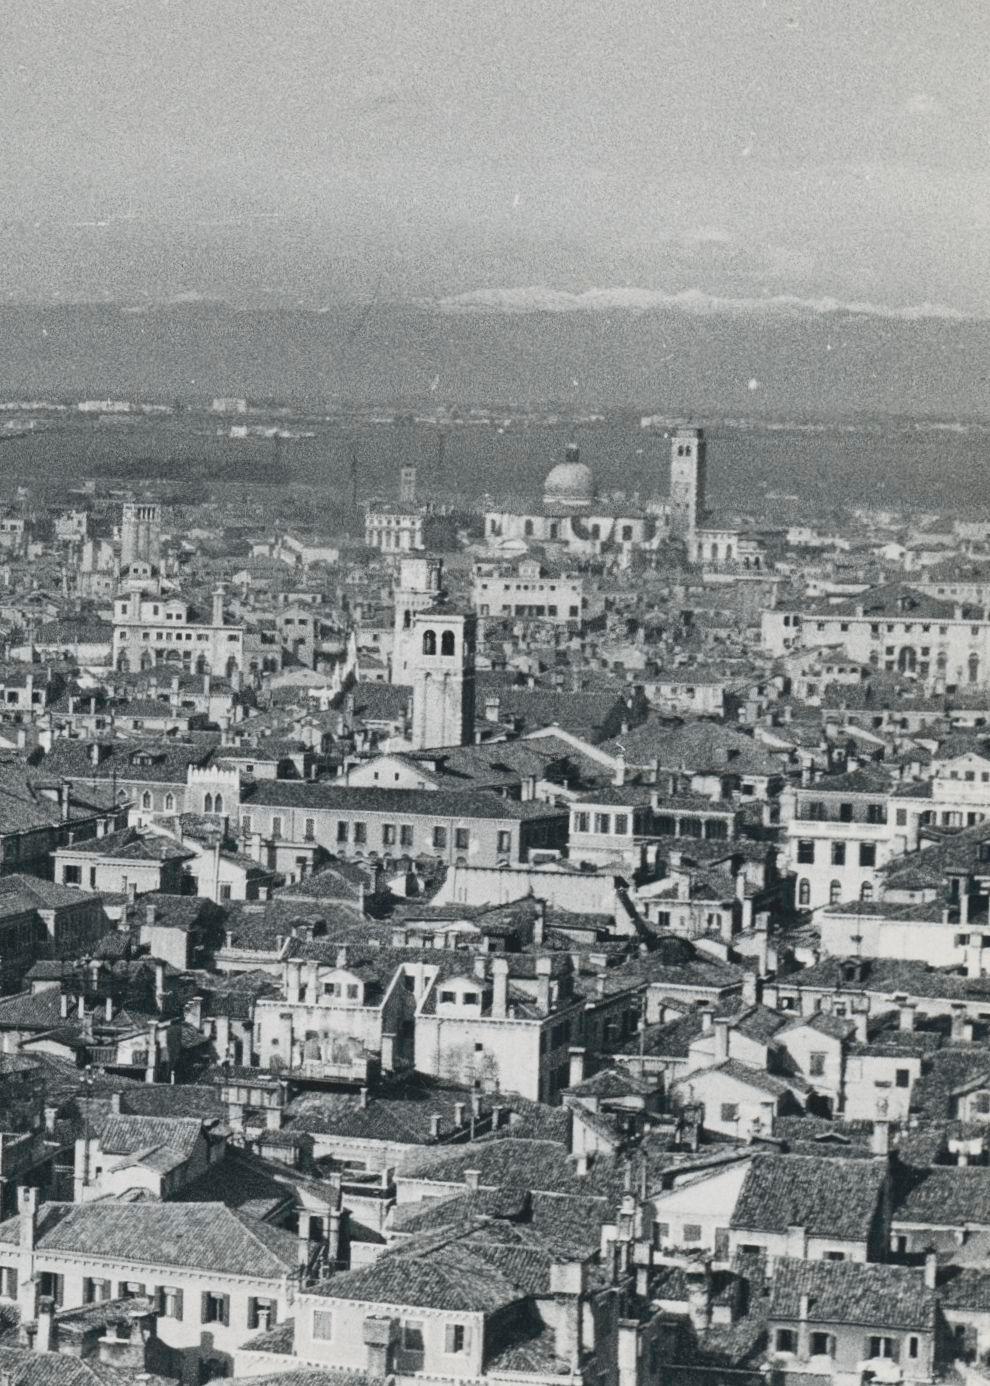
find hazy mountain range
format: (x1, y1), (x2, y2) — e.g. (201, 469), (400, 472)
(0, 292), (986, 419)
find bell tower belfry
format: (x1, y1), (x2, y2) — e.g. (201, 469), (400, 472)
(391, 557), (443, 684)
(669, 427), (707, 541)
(410, 608), (476, 749)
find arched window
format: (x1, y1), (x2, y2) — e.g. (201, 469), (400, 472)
(403, 609), (411, 629)
(725, 544), (733, 561)
(141, 791), (152, 811)
(524, 519), (534, 537)
(203, 793), (214, 814)
(860, 882), (873, 902)
(422, 629), (437, 656)
(970, 654), (980, 684)
(214, 794), (224, 815)
(440, 630), (455, 657)
(798, 878), (810, 906)
(829, 880), (842, 904)
(898, 646), (917, 674)
(164, 793), (175, 812)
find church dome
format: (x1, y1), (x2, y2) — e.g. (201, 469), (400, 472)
(543, 446), (593, 509)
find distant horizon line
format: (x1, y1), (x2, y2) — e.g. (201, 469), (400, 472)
(0, 285), (983, 323)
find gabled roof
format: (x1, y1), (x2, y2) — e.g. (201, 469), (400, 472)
(730, 1153), (887, 1240)
(768, 1256), (935, 1331)
(0, 1201), (297, 1278)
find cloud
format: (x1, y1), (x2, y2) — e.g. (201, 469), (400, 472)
(904, 93), (942, 116)
(426, 285), (975, 321)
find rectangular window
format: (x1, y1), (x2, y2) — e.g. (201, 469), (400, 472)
(271, 816), (283, 840)
(454, 828), (469, 850)
(574, 812), (589, 833)
(776, 1329), (797, 1353)
(908, 1336), (920, 1360)
(402, 1321), (425, 1352)
(201, 1292), (230, 1326)
(304, 818), (315, 842)
(831, 842), (846, 866)
(682, 1223), (702, 1242)
(895, 808), (907, 826)
(719, 1105), (738, 1123)
(797, 840), (815, 864)
(161, 1286), (183, 1320)
(445, 1324), (469, 1354)
(337, 821), (349, 843)
(312, 1310), (334, 1340)
(433, 826), (448, 850)
(809, 1052), (826, 1077)
(810, 1333), (834, 1356)
(0, 1267), (18, 1300)
(241, 815), (252, 835)
(860, 843), (877, 867)
(382, 823), (396, 846)
(496, 830), (512, 854)
(63, 864), (81, 884)
(594, 813), (611, 833)
(867, 804), (885, 824)
(399, 824), (414, 848)
(219, 883), (232, 902)
(868, 1337), (897, 1361)
(896, 1068), (911, 1088)
(613, 814), (628, 835)
(353, 822), (367, 845)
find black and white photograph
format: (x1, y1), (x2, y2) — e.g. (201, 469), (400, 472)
(0, 3), (986, 1385)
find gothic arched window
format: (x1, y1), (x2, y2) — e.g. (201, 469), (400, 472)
(422, 629), (437, 655)
(441, 630), (455, 657)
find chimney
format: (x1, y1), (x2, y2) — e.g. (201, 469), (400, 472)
(713, 1017), (731, 1062)
(19, 1186), (37, 1257)
(297, 1209), (311, 1270)
(491, 957), (509, 1019)
(535, 956), (552, 1016)
(951, 1003), (967, 1043)
(429, 1114), (443, 1139)
(484, 694), (501, 724)
(532, 899), (545, 947)
(853, 1010), (869, 1043)
(110, 1092), (123, 1114)
(59, 993), (70, 1020)
(568, 1047), (586, 1088)
(741, 972), (759, 1007)
(35, 1295), (54, 1353)
(872, 1117), (891, 1157)
(464, 1168), (481, 1191)
(700, 1006), (714, 1032)
(212, 587), (225, 627)
(363, 1316), (396, 1380)
(453, 1101), (466, 1127)
(359, 1086), (369, 1109)
(549, 1262), (585, 1371)
(154, 960), (166, 1013)
(897, 998), (917, 1032)
(145, 902), (156, 928)
(59, 782), (70, 823)
(924, 1250), (937, 1288)
(613, 752), (626, 788)
(685, 1262), (712, 1333)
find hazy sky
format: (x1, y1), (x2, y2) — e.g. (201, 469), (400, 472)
(2, 0), (988, 310)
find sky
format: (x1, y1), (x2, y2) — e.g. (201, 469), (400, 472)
(2, 0), (988, 312)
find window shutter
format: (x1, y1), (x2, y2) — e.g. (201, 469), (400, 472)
(462, 1326), (473, 1352)
(445, 1325), (456, 1354)
(269, 1301), (277, 1327)
(154, 1287), (164, 1315)
(201, 1292), (211, 1324)
(890, 1340), (900, 1363)
(248, 1298), (258, 1331)
(174, 1288), (183, 1322)
(221, 1294), (230, 1327)
(83, 1278), (92, 1304)
(54, 1275), (64, 1307)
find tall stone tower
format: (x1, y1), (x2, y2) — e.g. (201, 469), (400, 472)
(400, 464), (417, 506)
(121, 502), (162, 568)
(410, 607), (476, 749)
(392, 557), (443, 685)
(668, 427), (706, 541)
